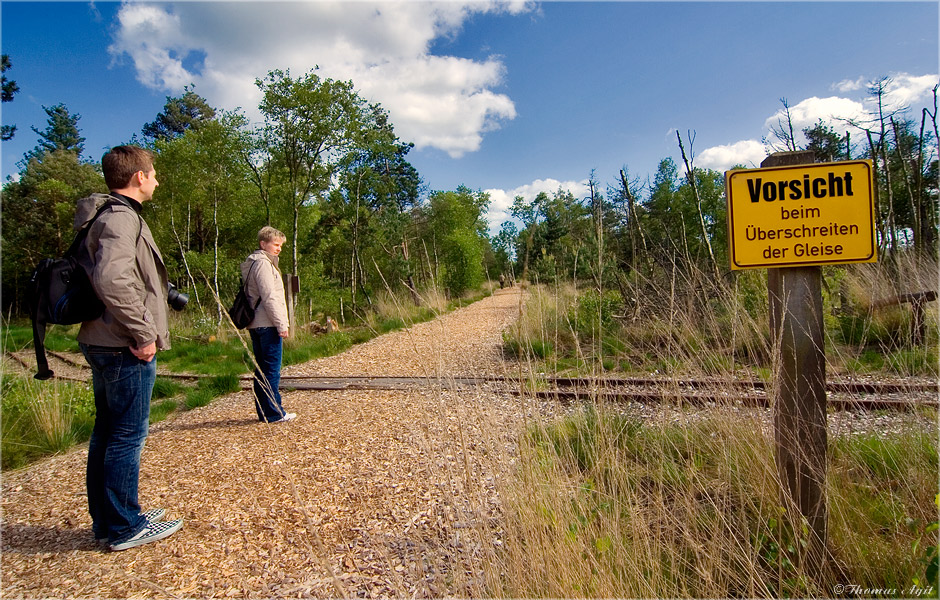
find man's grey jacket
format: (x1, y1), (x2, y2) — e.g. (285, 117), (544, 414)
(74, 193), (170, 351)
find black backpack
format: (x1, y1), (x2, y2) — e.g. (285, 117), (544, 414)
(228, 260), (262, 329)
(27, 200), (128, 380)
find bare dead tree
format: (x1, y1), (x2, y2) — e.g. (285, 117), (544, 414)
(587, 172), (604, 294)
(921, 84), (940, 255)
(872, 79), (899, 255)
(676, 130), (719, 279)
(764, 98), (799, 152)
(891, 116), (921, 251)
(845, 78), (908, 258)
(618, 168), (649, 273)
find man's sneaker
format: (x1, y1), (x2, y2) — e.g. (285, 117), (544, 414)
(142, 508), (167, 522)
(109, 519), (183, 552)
(273, 412), (296, 423)
(95, 508), (166, 543)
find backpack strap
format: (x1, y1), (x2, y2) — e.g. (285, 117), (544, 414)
(69, 199), (142, 255)
(242, 259), (263, 311)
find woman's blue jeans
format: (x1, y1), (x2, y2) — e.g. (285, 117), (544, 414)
(80, 344), (155, 544)
(249, 327), (285, 421)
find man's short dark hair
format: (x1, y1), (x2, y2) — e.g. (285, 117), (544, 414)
(102, 145), (154, 191)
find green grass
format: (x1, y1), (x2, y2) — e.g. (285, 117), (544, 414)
(150, 399), (178, 423)
(506, 280), (939, 380)
(0, 374), (95, 470)
(153, 376), (185, 399)
(2, 323), (82, 354)
(283, 331), (353, 366)
(493, 273), (938, 596)
(159, 335), (248, 375)
(494, 406), (938, 597)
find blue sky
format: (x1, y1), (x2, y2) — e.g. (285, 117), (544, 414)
(2, 1), (937, 232)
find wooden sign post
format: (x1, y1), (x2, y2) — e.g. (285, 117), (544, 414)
(764, 152), (827, 576)
(726, 151), (877, 576)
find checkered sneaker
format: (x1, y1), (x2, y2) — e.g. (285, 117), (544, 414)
(95, 508), (166, 543)
(109, 518), (183, 552)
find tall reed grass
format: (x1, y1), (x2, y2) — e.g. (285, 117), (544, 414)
(0, 373), (95, 469)
(489, 256), (938, 596)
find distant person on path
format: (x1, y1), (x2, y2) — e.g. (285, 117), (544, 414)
(77, 145), (183, 551)
(499, 273), (505, 289)
(241, 226), (295, 423)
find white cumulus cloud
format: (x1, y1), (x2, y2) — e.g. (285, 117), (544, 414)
(833, 73), (938, 109)
(484, 177), (590, 234)
(878, 72), (939, 109)
(107, 1), (531, 157)
(697, 140), (766, 172)
(833, 77), (867, 93)
(698, 71), (937, 173)
(764, 96), (868, 135)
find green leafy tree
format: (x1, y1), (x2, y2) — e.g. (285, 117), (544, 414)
(142, 86), (216, 142)
(2, 54), (19, 141)
(1, 149), (104, 313)
(529, 188), (593, 282)
(253, 68), (369, 277)
(152, 111), (257, 322)
(607, 167), (649, 275)
(510, 191), (545, 282)
(491, 220), (518, 280)
(24, 104), (85, 164)
(804, 120), (851, 163)
(420, 186), (490, 296)
(442, 227), (486, 297)
(642, 158), (682, 264)
(314, 104), (421, 307)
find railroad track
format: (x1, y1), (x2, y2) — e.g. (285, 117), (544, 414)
(7, 350), (936, 411)
(269, 374), (936, 411)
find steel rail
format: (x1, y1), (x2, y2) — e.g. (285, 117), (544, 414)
(272, 374), (937, 395)
(8, 351), (936, 410)
(271, 375), (936, 411)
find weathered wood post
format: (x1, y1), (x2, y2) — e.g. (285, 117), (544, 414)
(728, 151), (876, 579)
(762, 151), (827, 575)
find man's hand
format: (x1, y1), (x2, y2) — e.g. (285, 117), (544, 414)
(279, 330), (289, 338)
(130, 342), (157, 362)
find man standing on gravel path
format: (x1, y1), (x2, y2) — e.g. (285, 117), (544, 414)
(76, 145), (183, 551)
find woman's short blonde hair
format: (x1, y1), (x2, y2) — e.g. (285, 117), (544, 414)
(258, 226), (286, 245)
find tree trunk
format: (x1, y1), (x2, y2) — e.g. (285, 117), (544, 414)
(170, 200), (200, 307)
(677, 131), (719, 278)
(213, 186), (221, 327)
(890, 117), (921, 251)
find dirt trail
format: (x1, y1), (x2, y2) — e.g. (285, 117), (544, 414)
(1, 288), (531, 598)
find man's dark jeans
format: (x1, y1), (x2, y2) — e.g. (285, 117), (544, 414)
(249, 327), (285, 422)
(80, 344), (155, 544)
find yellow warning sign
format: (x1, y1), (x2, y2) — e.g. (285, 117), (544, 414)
(725, 160), (877, 269)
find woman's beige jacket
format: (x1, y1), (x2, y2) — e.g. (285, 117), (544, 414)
(240, 250), (289, 333)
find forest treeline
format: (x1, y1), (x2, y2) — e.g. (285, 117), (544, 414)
(2, 66), (937, 329)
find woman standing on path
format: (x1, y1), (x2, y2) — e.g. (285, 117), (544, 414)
(241, 226), (296, 423)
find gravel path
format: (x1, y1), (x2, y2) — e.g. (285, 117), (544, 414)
(1, 288), (532, 598)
